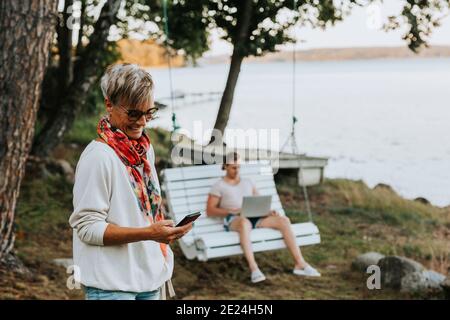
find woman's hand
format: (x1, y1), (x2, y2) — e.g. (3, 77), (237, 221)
(268, 210), (280, 217)
(145, 220), (193, 244)
(228, 208), (241, 215)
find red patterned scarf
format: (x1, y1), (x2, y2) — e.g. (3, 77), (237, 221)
(97, 116), (167, 257)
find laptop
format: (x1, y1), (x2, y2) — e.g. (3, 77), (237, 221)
(241, 195), (272, 218)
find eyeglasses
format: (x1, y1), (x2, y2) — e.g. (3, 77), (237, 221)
(116, 105), (158, 122)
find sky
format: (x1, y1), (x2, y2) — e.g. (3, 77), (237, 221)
(205, 0), (450, 56)
(62, 0), (450, 55)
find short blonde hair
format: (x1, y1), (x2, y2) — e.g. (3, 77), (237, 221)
(100, 63), (154, 108)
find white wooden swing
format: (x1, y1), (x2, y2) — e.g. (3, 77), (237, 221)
(161, 162), (321, 261)
(160, 0), (320, 261)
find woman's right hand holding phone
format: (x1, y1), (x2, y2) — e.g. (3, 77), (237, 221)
(146, 220), (192, 244)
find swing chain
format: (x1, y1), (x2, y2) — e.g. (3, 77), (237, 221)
(162, 0), (179, 133)
(280, 0), (314, 223)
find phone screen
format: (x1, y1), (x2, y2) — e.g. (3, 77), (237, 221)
(175, 212), (201, 227)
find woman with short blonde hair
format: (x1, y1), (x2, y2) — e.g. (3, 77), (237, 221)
(69, 63), (192, 300)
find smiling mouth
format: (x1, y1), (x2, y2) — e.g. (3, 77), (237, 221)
(129, 127), (142, 131)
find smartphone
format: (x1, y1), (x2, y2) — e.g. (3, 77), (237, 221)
(175, 212), (201, 227)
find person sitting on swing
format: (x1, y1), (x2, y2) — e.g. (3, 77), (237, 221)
(206, 152), (320, 283)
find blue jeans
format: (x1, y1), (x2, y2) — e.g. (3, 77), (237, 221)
(84, 286), (161, 300)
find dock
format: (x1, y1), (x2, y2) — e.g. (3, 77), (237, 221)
(169, 133), (328, 187)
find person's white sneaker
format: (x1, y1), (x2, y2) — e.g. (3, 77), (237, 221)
(293, 265), (321, 277)
(251, 269), (266, 283)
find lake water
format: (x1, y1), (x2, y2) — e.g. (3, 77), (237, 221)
(148, 58), (450, 207)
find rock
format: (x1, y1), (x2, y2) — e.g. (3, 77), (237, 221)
(441, 276), (450, 299)
(55, 159), (73, 175)
(0, 253), (31, 277)
(13, 281), (28, 290)
(54, 159), (75, 183)
(52, 258), (74, 269)
(26, 156), (74, 184)
(351, 252), (385, 272)
(378, 256), (446, 295)
(34, 275), (49, 286)
(400, 270), (446, 293)
(425, 270), (446, 284)
(414, 197), (430, 205)
(378, 256), (424, 289)
(373, 183), (395, 193)
(326, 264), (338, 270)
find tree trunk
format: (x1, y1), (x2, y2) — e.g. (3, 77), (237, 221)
(57, 0), (74, 90)
(76, 0), (87, 57)
(210, 0), (253, 144)
(0, 0), (58, 263)
(210, 52), (245, 144)
(31, 0), (120, 158)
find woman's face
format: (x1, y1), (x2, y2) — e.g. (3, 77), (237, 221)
(105, 98), (154, 140)
(225, 163), (240, 179)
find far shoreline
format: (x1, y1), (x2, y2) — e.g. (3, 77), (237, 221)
(195, 45), (450, 66)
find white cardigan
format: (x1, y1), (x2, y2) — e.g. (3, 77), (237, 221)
(69, 140), (174, 292)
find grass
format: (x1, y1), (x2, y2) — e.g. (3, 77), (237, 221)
(1, 123), (449, 299)
(64, 114), (102, 146)
(282, 179), (450, 275)
(1, 175), (79, 299)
